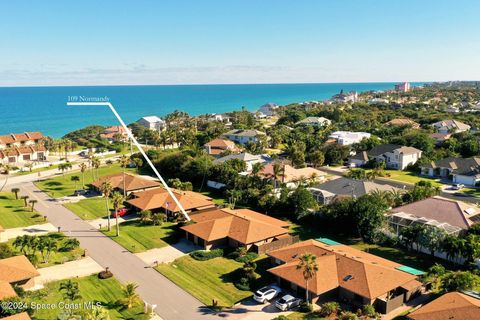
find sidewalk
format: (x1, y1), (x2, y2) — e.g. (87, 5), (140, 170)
(135, 239), (198, 265)
(31, 257), (104, 289)
(0, 223), (57, 242)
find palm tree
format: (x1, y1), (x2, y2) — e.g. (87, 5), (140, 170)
(60, 279), (81, 301)
(0, 164), (11, 192)
(118, 155), (130, 198)
(139, 210), (152, 224)
(100, 181), (113, 231)
(28, 199), (38, 212)
(21, 195), (29, 207)
(111, 192), (124, 237)
(37, 236), (57, 263)
(79, 163), (87, 189)
(11, 188), (20, 199)
(270, 163), (285, 188)
(296, 253), (318, 304)
(71, 176), (80, 191)
(91, 157), (101, 180)
(122, 282), (140, 309)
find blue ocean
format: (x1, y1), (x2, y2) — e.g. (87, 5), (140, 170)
(0, 83), (422, 137)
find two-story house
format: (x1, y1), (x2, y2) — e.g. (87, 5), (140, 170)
(136, 116), (166, 131)
(222, 129), (266, 145)
(349, 144), (422, 170)
(0, 132), (48, 165)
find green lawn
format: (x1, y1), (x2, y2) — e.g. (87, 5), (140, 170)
(34, 163), (136, 198)
(156, 255), (255, 307)
(6, 233), (84, 268)
(102, 219), (179, 253)
(24, 275), (149, 320)
(382, 170), (443, 187)
(0, 192), (45, 228)
(201, 189), (227, 206)
(462, 187), (480, 198)
(286, 312), (325, 320)
(64, 197), (113, 220)
(14, 164), (61, 176)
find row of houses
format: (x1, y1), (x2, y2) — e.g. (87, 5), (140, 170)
(0, 132), (48, 165)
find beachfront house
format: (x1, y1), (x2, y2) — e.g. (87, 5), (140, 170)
(136, 116), (166, 131)
(348, 144), (422, 170)
(0, 132), (48, 165)
(420, 157), (480, 187)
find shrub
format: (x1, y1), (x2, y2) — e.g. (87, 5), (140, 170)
(320, 301), (340, 316)
(0, 243), (14, 259)
(298, 302), (314, 313)
(235, 252), (258, 263)
(234, 277), (251, 291)
(189, 249), (223, 261)
(361, 304), (377, 317)
(339, 311), (359, 320)
(273, 316), (289, 320)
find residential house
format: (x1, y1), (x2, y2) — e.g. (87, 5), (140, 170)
(432, 119), (470, 134)
(136, 116), (166, 131)
(0, 255), (40, 301)
(385, 118), (420, 129)
(222, 129), (266, 145)
(328, 131), (371, 146)
(127, 188), (215, 216)
(267, 239), (423, 314)
(1, 313), (32, 320)
(395, 82), (411, 92)
(0, 132), (48, 165)
(420, 157), (480, 187)
(309, 177), (399, 204)
(92, 173), (161, 195)
(212, 152), (272, 172)
(100, 125), (128, 142)
(257, 102), (279, 117)
(295, 116), (331, 127)
(181, 207), (290, 251)
(368, 98), (389, 105)
(445, 105), (460, 113)
(407, 291), (480, 320)
(204, 138), (240, 156)
(388, 197), (480, 236)
(430, 133), (452, 144)
(349, 144), (422, 170)
(259, 163), (327, 188)
(331, 90), (358, 103)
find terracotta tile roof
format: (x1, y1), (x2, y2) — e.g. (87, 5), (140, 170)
(389, 196), (480, 230)
(0, 132), (44, 145)
(1, 312), (32, 320)
(128, 188), (214, 212)
(408, 292), (480, 320)
(0, 280), (17, 300)
(0, 145), (46, 159)
(267, 240), (419, 300)
(92, 173), (161, 193)
(260, 163), (326, 183)
(223, 208), (291, 228)
(205, 138), (236, 149)
(0, 256), (39, 283)
(181, 208), (290, 245)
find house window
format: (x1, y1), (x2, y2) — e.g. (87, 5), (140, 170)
(8, 157), (16, 163)
(23, 154), (31, 161)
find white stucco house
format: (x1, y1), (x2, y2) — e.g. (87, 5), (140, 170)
(136, 116), (166, 131)
(295, 116), (332, 127)
(349, 144), (422, 170)
(222, 129), (266, 145)
(328, 131), (371, 146)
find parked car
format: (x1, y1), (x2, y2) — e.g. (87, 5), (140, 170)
(274, 294), (302, 311)
(452, 183), (465, 190)
(112, 208), (129, 218)
(73, 189), (87, 196)
(253, 285), (282, 303)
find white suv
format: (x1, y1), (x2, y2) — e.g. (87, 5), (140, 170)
(253, 285), (282, 303)
(275, 294), (302, 311)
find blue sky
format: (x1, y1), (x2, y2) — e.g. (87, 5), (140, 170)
(1, 0), (479, 86)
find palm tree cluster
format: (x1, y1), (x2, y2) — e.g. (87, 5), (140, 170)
(13, 234), (57, 265)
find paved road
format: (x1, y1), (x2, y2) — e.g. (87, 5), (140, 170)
(20, 182), (218, 320)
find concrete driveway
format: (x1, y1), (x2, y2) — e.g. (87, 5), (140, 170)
(136, 239), (199, 265)
(0, 223), (57, 242)
(32, 257), (104, 289)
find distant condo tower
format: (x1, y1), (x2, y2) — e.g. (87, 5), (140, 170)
(395, 82), (411, 92)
